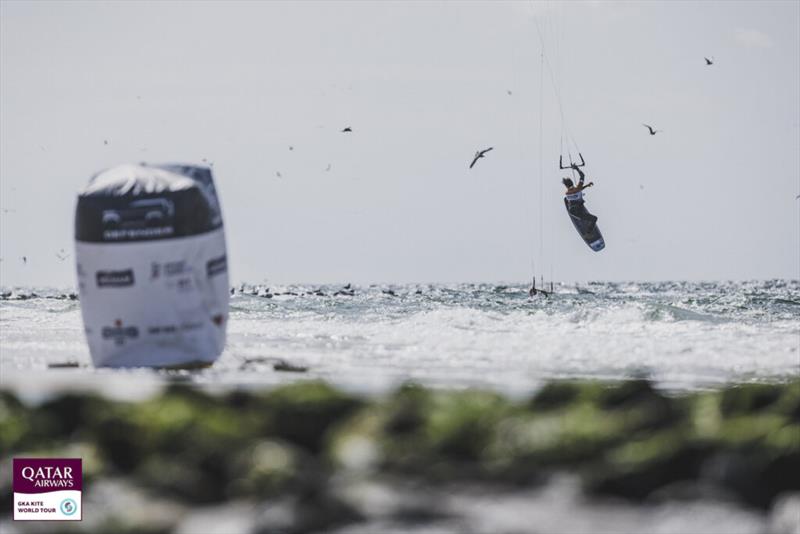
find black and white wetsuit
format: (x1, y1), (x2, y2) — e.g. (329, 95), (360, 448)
(565, 190), (598, 226)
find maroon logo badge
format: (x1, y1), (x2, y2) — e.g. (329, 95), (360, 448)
(13, 458), (82, 521)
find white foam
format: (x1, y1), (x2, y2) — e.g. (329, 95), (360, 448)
(2, 282), (798, 396)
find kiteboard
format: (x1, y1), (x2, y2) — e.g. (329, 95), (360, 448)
(564, 198), (605, 252)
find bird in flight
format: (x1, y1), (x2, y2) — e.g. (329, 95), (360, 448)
(469, 147), (493, 169)
(642, 124), (661, 135)
(704, 57), (714, 66)
(341, 127), (352, 133)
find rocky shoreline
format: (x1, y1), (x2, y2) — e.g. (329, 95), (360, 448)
(1, 379), (798, 533)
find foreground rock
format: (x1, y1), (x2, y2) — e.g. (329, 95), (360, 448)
(1, 379), (797, 533)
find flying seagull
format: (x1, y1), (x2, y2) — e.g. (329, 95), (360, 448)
(469, 147), (494, 169)
(704, 57), (714, 65)
(341, 127), (352, 133)
(642, 124), (661, 135)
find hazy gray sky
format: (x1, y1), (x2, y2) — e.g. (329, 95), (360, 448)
(1, 0), (798, 286)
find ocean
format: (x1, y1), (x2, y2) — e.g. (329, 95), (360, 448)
(1, 280), (797, 398)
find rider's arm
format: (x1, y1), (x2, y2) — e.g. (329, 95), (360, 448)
(579, 182), (594, 191)
(573, 166), (585, 183)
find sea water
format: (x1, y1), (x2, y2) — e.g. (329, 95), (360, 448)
(1, 280), (797, 398)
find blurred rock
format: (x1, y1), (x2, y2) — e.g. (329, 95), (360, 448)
(252, 488), (362, 534)
(768, 492), (800, 534)
(34, 392), (108, 441)
(227, 439), (316, 499)
(0, 390), (29, 452)
(334, 476), (451, 525)
(273, 361), (308, 373)
(529, 381), (583, 411)
(175, 502), (257, 534)
(0, 379), (798, 532)
(254, 381), (364, 454)
(720, 384), (784, 417)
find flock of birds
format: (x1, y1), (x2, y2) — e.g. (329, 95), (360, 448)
(3, 126), (365, 264)
(467, 56), (718, 169)
(267, 55), (712, 179)
(6, 55), (800, 272)
(0, 249), (68, 266)
(274, 126), (354, 178)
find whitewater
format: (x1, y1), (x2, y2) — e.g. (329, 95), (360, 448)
(1, 280), (797, 398)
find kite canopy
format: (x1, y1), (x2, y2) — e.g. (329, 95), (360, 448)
(75, 163), (229, 368)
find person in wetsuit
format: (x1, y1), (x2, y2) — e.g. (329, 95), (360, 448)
(562, 164), (598, 227)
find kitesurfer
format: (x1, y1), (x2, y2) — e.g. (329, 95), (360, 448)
(563, 165), (597, 226)
(529, 277), (551, 298)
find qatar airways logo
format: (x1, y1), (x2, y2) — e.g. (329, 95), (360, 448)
(19, 465), (76, 488)
(13, 458), (82, 521)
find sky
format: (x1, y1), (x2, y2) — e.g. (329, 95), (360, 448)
(1, 0), (798, 286)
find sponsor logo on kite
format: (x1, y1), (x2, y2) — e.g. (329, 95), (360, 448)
(101, 320), (139, 345)
(206, 255), (227, 278)
(96, 269), (135, 288)
(165, 260), (189, 276)
(147, 323), (202, 335)
(174, 277), (193, 292)
(101, 198), (176, 241)
(151, 260), (190, 281)
(101, 198), (174, 227)
(102, 226), (174, 241)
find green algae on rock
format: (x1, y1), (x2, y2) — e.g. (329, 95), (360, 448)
(1, 378), (798, 532)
